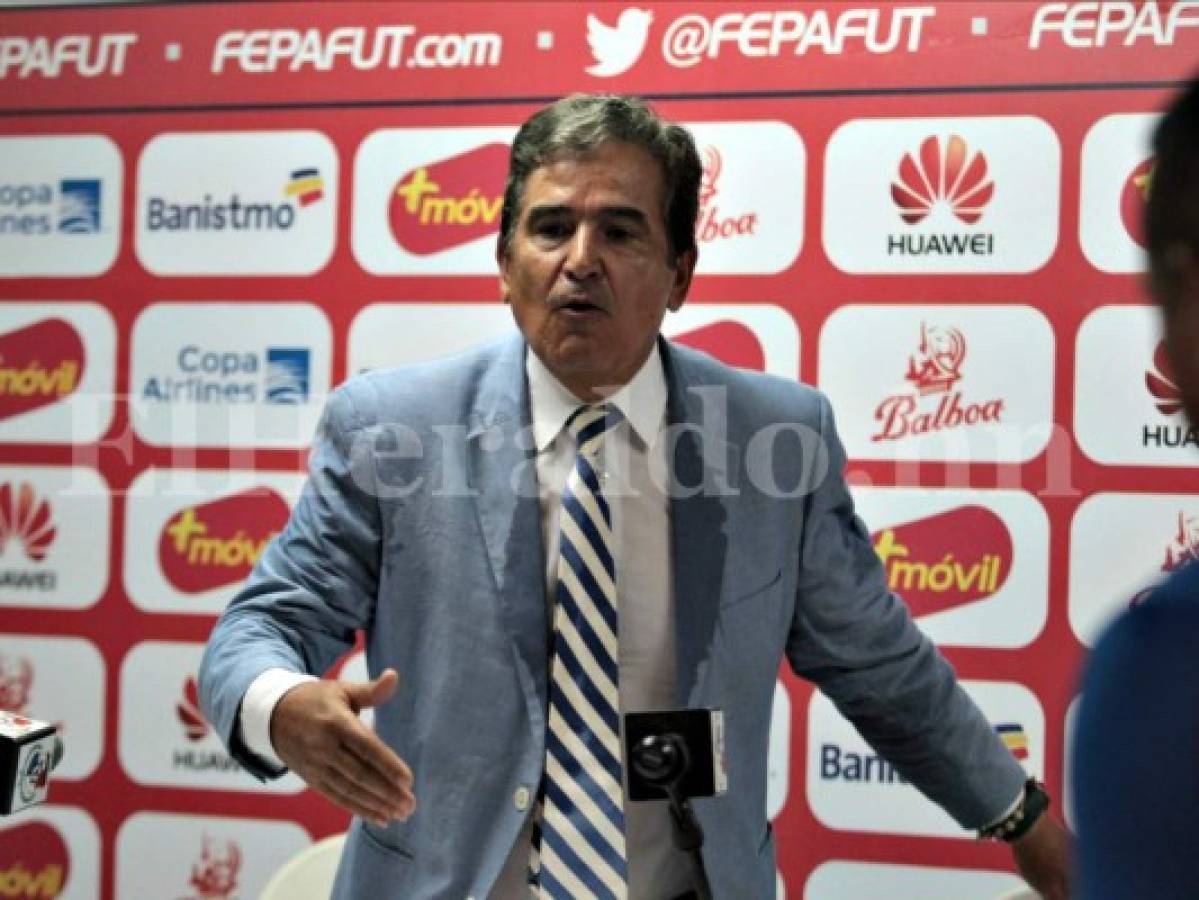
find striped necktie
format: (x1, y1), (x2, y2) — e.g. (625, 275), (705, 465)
(531, 404), (627, 899)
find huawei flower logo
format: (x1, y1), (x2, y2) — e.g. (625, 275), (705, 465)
(892, 135), (994, 225)
(1146, 340), (1182, 416)
(0, 482), (56, 562)
(176, 675), (210, 742)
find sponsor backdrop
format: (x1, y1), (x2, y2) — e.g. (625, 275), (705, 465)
(0, 1), (1195, 897)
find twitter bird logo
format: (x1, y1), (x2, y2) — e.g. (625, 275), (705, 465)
(586, 7), (653, 77)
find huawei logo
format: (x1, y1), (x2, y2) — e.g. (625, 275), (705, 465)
(0, 482), (56, 562)
(1146, 340), (1182, 416)
(176, 675), (210, 742)
(891, 135), (994, 225)
(905, 323), (966, 395)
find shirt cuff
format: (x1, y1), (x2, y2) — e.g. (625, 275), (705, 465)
(982, 789), (1025, 830)
(238, 668), (317, 771)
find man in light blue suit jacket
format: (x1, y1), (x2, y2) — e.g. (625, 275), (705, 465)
(200, 94), (1070, 898)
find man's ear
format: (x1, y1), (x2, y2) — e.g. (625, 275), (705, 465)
(667, 247), (698, 312)
(496, 240), (511, 304)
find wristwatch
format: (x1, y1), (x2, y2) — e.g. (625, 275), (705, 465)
(978, 777), (1050, 842)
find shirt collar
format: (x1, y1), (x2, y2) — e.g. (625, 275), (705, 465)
(526, 342), (668, 453)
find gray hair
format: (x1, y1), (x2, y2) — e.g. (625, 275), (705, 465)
(497, 94), (702, 261)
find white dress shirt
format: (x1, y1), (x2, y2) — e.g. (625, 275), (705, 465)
(240, 344), (692, 898)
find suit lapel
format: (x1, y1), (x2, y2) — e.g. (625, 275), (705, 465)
(467, 335), (551, 724)
(662, 340), (731, 704)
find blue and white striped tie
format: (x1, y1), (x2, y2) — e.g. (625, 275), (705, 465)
(531, 404), (627, 899)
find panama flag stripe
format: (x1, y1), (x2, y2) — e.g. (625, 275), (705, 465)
(535, 405), (627, 896)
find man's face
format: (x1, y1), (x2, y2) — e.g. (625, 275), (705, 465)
(499, 140), (696, 400)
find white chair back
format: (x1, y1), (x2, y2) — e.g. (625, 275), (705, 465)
(258, 833), (346, 900)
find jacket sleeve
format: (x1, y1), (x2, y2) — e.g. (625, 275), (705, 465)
(784, 391), (1025, 829)
(198, 384), (383, 779)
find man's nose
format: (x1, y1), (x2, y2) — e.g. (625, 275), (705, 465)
(564, 225), (600, 280)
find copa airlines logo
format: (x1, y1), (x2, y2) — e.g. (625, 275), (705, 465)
(185, 837), (243, 900)
(0, 821), (70, 899)
(1121, 157), (1153, 248)
(388, 143), (507, 255)
(586, 7), (653, 76)
(872, 505), (1012, 619)
(139, 345), (310, 407)
(158, 489), (288, 595)
(1076, 306), (1196, 465)
(0, 178), (101, 235)
(0, 652), (33, 712)
(872, 322), (1004, 443)
(0, 318), (85, 424)
(0, 136), (122, 278)
(826, 117), (1059, 274)
(136, 132), (337, 275)
(176, 676), (210, 743)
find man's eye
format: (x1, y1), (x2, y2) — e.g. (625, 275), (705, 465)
(606, 226), (631, 241)
(535, 222), (569, 239)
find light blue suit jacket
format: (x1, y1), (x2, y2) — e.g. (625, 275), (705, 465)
(199, 334), (1024, 898)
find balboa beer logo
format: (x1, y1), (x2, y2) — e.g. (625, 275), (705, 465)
(872, 322), (1004, 442)
(0, 319), (84, 423)
(388, 143), (506, 255)
(1162, 511), (1199, 573)
(872, 505), (1012, 618)
(0, 652), (33, 712)
(186, 836), (242, 900)
(0, 483), (57, 593)
(696, 146), (757, 245)
(0, 821), (70, 899)
(158, 488), (288, 594)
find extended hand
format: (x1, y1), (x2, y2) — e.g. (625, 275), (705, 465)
(1010, 813), (1072, 900)
(271, 668), (416, 828)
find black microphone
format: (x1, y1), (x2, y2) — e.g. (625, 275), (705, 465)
(0, 710), (63, 815)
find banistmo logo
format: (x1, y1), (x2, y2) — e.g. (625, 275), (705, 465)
(873, 322), (1004, 442)
(888, 134), (996, 257)
(144, 168), (324, 232)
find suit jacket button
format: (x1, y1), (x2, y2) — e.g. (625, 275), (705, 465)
(514, 785), (531, 811)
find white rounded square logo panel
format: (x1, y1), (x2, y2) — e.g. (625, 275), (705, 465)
(136, 131), (337, 275)
(0, 135), (122, 277)
(1079, 113), (1157, 274)
(0, 635), (103, 780)
(116, 812), (310, 899)
(129, 302), (332, 448)
(123, 468), (305, 615)
(348, 302), (799, 379)
(819, 304), (1055, 462)
(852, 488), (1050, 648)
(0, 806), (101, 900)
(118, 641), (305, 793)
(0, 466), (109, 610)
(806, 680), (1044, 838)
(353, 127), (516, 275)
(1075, 305), (1196, 465)
(1069, 492), (1198, 646)
(0, 303), (116, 445)
(823, 117), (1060, 273)
(805, 861), (1025, 899)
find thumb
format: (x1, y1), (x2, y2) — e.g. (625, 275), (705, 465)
(344, 668), (400, 712)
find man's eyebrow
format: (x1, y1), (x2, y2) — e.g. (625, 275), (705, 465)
(524, 204), (649, 224)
